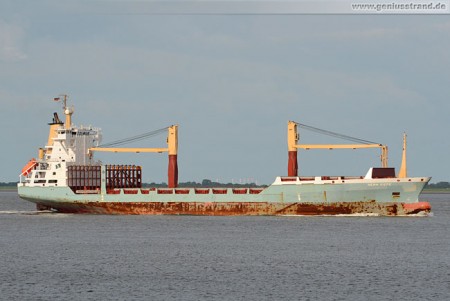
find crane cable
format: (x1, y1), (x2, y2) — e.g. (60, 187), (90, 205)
(295, 122), (380, 145)
(98, 126), (169, 148)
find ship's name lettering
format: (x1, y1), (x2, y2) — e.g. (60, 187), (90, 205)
(77, 131), (92, 136)
(368, 183), (392, 187)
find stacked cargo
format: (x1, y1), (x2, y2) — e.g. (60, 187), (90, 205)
(68, 165), (142, 194)
(106, 165), (142, 191)
(67, 165), (101, 193)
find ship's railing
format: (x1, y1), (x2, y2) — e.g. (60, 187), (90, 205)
(18, 174), (30, 184)
(18, 160), (52, 184)
(275, 175), (365, 185)
(105, 187), (265, 195)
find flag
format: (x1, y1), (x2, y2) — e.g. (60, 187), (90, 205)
(54, 97), (60, 102)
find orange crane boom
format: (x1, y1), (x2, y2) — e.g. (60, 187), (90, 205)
(296, 143), (389, 168)
(88, 147), (168, 153)
(88, 125), (179, 187)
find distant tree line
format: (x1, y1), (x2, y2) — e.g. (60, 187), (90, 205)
(0, 182), (17, 187)
(426, 182), (450, 189)
(143, 179), (267, 188)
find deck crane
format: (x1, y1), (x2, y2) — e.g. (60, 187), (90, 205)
(88, 125), (179, 188)
(287, 121), (407, 177)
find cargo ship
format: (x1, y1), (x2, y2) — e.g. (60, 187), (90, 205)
(18, 95), (431, 215)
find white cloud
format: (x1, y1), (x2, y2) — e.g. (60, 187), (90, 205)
(0, 20), (27, 62)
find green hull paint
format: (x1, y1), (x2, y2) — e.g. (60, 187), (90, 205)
(18, 177), (429, 216)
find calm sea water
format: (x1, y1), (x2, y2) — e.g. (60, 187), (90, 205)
(1, 191), (449, 301)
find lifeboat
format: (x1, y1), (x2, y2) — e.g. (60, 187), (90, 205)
(21, 158), (37, 176)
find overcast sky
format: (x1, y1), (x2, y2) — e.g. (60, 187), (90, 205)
(1, 1), (449, 184)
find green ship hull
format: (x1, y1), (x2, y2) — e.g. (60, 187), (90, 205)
(18, 175), (430, 216)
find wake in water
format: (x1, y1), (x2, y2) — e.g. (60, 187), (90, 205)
(0, 210), (55, 215)
(408, 211), (434, 217)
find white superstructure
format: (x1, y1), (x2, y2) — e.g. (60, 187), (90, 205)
(19, 96), (102, 188)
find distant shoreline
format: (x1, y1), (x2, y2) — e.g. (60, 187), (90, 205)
(422, 189), (450, 194)
(0, 186), (17, 190)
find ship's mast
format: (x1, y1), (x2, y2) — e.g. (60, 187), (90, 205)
(398, 133), (407, 178)
(167, 125), (178, 188)
(44, 96), (68, 157)
(61, 94), (74, 130)
(287, 121), (298, 177)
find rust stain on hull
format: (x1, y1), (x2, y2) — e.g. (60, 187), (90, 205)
(35, 201), (431, 216)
